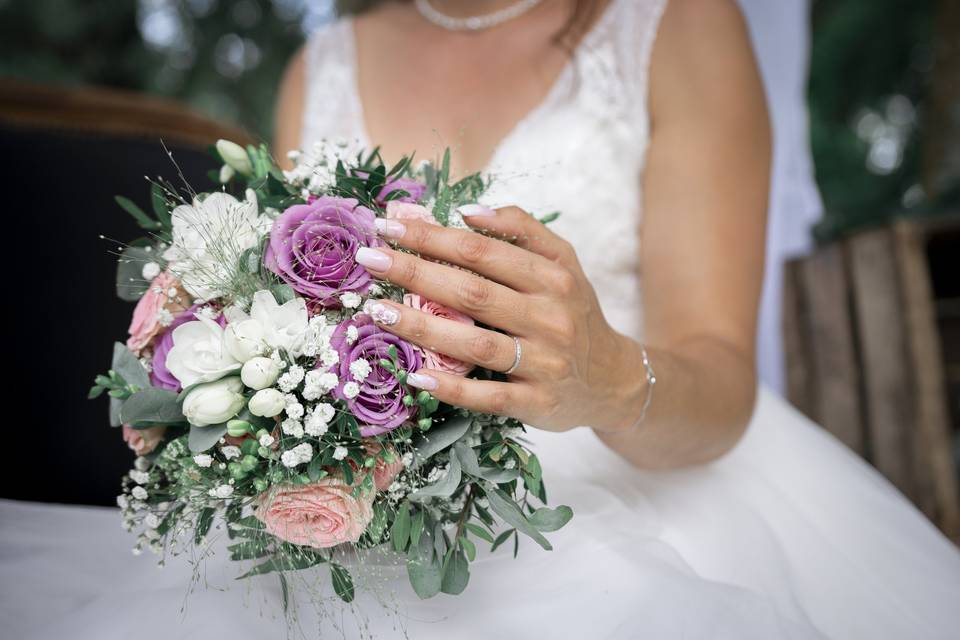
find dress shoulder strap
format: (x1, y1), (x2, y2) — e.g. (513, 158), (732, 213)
(299, 19), (365, 150)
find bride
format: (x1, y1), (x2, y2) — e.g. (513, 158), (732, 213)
(2, 0), (957, 638)
(268, 0), (959, 636)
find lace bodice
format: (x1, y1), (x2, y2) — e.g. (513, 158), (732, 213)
(301, 0), (668, 339)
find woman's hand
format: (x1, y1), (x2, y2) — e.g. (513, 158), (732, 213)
(352, 205), (648, 434)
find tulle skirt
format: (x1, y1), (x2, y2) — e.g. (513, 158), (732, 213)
(2, 387), (959, 639)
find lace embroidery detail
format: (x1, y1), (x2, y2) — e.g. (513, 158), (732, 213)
(301, 0), (669, 340)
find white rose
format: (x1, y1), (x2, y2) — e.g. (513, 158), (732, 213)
(248, 388), (286, 418)
(240, 356), (281, 390)
(162, 191), (266, 302)
(182, 378), (245, 427)
(164, 316), (242, 387)
(216, 139), (253, 176)
(224, 318), (267, 362)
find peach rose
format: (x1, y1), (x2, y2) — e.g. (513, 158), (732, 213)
(255, 477), (374, 549)
(127, 272), (190, 354)
(363, 441), (404, 491)
(385, 201), (439, 225)
(122, 425), (166, 455)
(403, 293), (475, 376)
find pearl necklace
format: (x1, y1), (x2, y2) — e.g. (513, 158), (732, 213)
(414, 0), (544, 32)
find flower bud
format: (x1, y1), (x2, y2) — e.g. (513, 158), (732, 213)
(216, 139), (253, 176)
(226, 420), (253, 438)
(241, 356), (281, 390)
(248, 388), (285, 418)
(224, 319), (266, 363)
(182, 377), (245, 427)
(218, 164), (235, 184)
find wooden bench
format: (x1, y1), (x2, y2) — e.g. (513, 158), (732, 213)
(783, 217), (960, 541)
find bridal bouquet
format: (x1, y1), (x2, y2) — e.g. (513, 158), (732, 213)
(90, 139), (571, 604)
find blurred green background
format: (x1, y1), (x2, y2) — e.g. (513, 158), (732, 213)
(1, 0), (957, 241)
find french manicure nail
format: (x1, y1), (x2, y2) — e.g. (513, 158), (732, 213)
(355, 247), (392, 271)
(406, 372), (439, 391)
(457, 204), (497, 217)
(364, 300), (400, 325)
(374, 217), (406, 239)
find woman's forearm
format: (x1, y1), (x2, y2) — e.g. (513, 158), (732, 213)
(593, 334), (757, 470)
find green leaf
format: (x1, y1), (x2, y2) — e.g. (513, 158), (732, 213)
(527, 505), (573, 532)
(537, 211), (562, 224)
(464, 522), (494, 544)
(150, 183), (172, 228)
(120, 388), (183, 425)
(115, 195), (161, 231)
(391, 503), (411, 553)
(460, 536), (477, 562)
(409, 453), (462, 500)
(307, 454), (325, 482)
(188, 423), (228, 453)
(410, 509), (425, 547)
(115, 245), (157, 302)
(453, 441), (480, 476)
(237, 551), (325, 579)
(111, 342), (150, 389)
(478, 467), (521, 484)
(411, 416), (472, 467)
(228, 540), (272, 561)
(440, 548), (470, 595)
(490, 528), (514, 553)
(330, 563), (355, 602)
(194, 507), (215, 545)
(88, 385), (105, 400)
(485, 487), (552, 551)
(406, 533), (442, 599)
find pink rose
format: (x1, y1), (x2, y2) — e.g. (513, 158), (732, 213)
(127, 272), (190, 354)
(255, 477), (374, 549)
(122, 425), (166, 455)
(403, 294), (475, 376)
(364, 442), (404, 491)
(385, 201), (438, 225)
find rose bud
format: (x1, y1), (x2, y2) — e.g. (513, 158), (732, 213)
(216, 139), (253, 176)
(182, 377), (245, 427)
(249, 388), (286, 418)
(225, 319), (267, 363)
(241, 356), (281, 390)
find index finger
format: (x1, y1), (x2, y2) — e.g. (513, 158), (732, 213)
(375, 216), (565, 293)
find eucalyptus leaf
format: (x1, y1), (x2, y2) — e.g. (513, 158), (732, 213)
(464, 523), (494, 544)
(453, 441), (480, 476)
(237, 552), (324, 579)
(115, 195), (161, 231)
(391, 503), (411, 553)
(330, 563), (355, 602)
(120, 388), (183, 425)
(194, 507), (215, 544)
(410, 509), (425, 547)
(115, 245), (157, 302)
(109, 396), (123, 428)
(406, 533), (442, 599)
(189, 423), (228, 453)
(528, 505), (574, 532)
(112, 342), (150, 389)
(409, 453), (462, 500)
(440, 548), (470, 595)
(478, 467), (521, 484)
(485, 487), (552, 551)
(411, 416), (471, 467)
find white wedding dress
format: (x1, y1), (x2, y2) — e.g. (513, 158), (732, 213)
(2, 1), (959, 638)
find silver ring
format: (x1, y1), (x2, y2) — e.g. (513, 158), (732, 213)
(504, 336), (522, 375)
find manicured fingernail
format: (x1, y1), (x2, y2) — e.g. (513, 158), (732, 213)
(457, 204), (496, 217)
(406, 372), (439, 391)
(355, 247), (392, 271)
(375, 217), (406, 239)
(364, 300), (400, 325)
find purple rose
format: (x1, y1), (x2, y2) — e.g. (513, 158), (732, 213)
(329, 315), (422, 436)
(376, 177), (427, 206)
(150, 305), (224, 392)
(264, 197), (382, 307)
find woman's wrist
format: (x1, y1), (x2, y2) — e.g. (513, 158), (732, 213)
(590, 335), (655, 435)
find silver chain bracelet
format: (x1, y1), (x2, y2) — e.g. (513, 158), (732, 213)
(639, 346), (657, 422)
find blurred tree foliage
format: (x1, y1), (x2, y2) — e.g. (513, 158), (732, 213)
(810, 0), (959, 241)
(1, 0), (956, 242)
